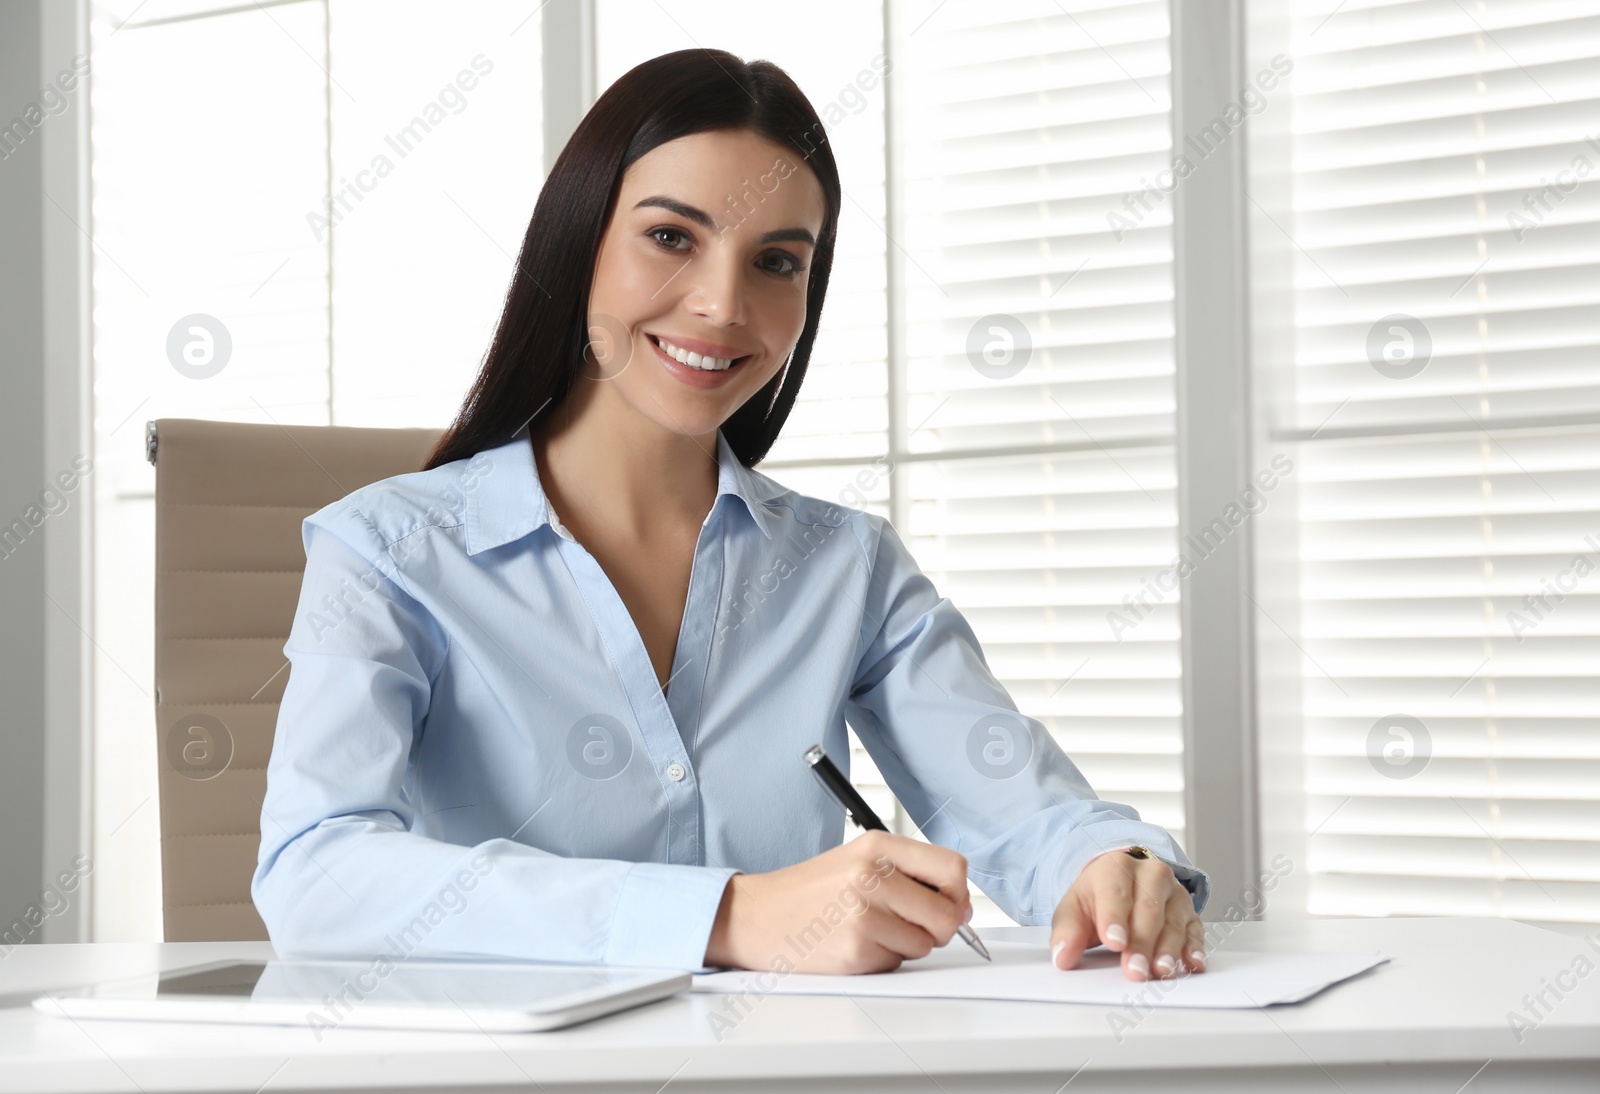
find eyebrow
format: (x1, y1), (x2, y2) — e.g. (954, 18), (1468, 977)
(633, 195), (816, 247)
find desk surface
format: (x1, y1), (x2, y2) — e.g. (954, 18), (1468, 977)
(2, 918), (1597, 1093)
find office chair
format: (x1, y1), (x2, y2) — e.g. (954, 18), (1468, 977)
(148, 417), (442, 941)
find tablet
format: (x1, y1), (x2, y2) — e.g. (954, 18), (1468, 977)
(33, 958), (692, 1033)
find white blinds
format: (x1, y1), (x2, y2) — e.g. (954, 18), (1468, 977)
(326, 3), (543, 426)
(88, 0), (334, 942)
(86, 0), (541, 938)
(1286, 0), (1600, 923)
(894, 0), (1186, 840)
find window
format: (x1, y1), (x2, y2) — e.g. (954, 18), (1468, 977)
(1279, 0), (1600, 926)
(87, 0), (541, 939)
(86, 0), (1590, 944)
(893, 1), (1187, 849)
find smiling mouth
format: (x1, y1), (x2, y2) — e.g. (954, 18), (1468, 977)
(647, 333), (754, 373)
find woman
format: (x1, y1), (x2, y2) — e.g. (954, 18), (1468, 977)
(252, 48), (1210, 983)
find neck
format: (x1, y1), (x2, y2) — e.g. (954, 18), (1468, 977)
(529, 378), (720, 543)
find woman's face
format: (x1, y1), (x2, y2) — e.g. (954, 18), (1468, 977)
(581, 128), (827, 441)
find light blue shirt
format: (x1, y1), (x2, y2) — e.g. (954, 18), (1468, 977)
(252, 424), (1210, 971)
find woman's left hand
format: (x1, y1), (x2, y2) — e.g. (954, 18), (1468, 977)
(1049, 849), (1207, 981)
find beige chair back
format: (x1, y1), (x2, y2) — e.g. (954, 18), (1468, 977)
(150, 416), (443, 940)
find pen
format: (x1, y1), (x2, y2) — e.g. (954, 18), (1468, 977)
(804, 744), (991, 962)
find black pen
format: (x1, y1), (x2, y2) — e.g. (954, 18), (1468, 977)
(804, 744), (991, 961)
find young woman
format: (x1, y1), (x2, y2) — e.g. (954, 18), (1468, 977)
(253, 48), (1211, 984)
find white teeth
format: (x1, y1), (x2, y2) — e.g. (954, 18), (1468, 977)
(655, 335), (736, 371)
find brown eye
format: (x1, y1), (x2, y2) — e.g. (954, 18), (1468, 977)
(759, 250), (804, 277)
(649, 227), (691, 251)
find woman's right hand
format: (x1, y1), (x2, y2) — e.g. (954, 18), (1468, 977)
(702, 831), (973, 974)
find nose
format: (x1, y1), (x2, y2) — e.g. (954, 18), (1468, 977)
(684, 243), (746, 327)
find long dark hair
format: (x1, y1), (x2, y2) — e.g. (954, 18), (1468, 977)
(421, 48), (841, 473)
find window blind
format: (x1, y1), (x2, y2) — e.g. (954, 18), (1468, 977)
(893, 0), (1187, 843)
(1286, 0), (1600, 924)
(89, 0), (333, 943)
(326, 2), (543, 427)
(86, 0), (541, 939)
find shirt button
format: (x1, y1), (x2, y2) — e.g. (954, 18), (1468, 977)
(666, 762), (686, 782)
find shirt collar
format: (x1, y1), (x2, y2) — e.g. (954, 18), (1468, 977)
(464, 423), (777, 555)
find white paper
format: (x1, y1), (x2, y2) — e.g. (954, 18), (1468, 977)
(693, 941), (1388, 1008)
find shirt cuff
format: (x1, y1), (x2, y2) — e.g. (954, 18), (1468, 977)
(1051, 830), (1212, 918)
(603, 862), (740, 971)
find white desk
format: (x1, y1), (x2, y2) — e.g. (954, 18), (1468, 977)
(1, 917), (1596, 1093)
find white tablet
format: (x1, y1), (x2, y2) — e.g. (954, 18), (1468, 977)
(33, 957), (691, 1033)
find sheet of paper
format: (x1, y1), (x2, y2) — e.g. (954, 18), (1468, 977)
(693, 941), (1388, 1008)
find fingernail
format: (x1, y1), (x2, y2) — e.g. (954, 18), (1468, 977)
(1154, 953), (1177, 976)
(1051, 941), (1066, 969)
(963, 903), (974, 924)
(1189, 948), (1206, 966)
(1128, 953), (1150, 980)
(1104, 924), (1128, 947)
